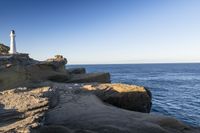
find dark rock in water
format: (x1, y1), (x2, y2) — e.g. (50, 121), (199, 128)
(67, 67), (86, 74)
(83, 84), (152, 113)
(68, 72), (111, 83)
(0, 44), (9, 54)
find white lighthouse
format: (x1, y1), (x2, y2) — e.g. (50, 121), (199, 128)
(9, 30), (17, 54)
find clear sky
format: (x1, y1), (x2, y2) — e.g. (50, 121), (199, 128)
(0, 0), (200, 64)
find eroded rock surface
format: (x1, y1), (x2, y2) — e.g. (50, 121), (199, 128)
(67, 73), (111, 83)
(67, 67), (86, 74)
(83, 83), (152, 113)
(0, 83), (199, 133)
(36, 83), (199, 133)
(0, 86), (54, 132)
(0, 55), (111, 90)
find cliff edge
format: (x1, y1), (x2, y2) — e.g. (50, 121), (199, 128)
(0, 53), (199, 133)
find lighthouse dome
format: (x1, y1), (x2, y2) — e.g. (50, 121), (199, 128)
(11, 30), (15, 34)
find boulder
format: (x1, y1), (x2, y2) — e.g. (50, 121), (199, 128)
(0, 43), (9, 54)
(67, 67), (86, 74)
(67, 73), (111, 83)
(82, 83), (152, 113)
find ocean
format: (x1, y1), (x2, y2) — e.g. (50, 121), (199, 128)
(67, 63), (200, 127)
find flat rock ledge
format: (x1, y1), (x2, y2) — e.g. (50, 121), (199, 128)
(0, 82), (199, 133)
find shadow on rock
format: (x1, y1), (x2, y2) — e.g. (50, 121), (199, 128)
(0, 103), (23, 128)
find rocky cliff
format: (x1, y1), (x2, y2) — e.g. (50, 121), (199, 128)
(0, 54), (110, 90)
(0, 54), (199, 133)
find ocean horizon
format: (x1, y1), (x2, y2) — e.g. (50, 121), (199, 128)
(68, 62), (200, 66)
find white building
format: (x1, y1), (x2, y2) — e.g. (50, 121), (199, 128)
(9, 30), (17, 54)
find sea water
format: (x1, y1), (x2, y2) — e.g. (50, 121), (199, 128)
(67, 63), (200, 127)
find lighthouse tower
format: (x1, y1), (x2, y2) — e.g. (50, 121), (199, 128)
(9, 30), (17, 54)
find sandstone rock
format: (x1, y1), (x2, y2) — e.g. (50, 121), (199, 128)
(0, 54), (69, 90)
(0, 53), (33, 67)
(0, 65), (28, 91)
(82, 83), (152, 113)
(0, 83), (199, 133)
(33, 125), (72, 133)
(0, 86), (54, 132)
(40, 83), (199, 133)
(0, 54), (199, 133)
(46, 55), (67, 66)
(48, 74), (70, 82)
(67, 73), (111, 83)
(26, 62), (69, 82)
(0, 54), (111, 90)
(67, 67), (86, 74)
(0, 43), (9, 54)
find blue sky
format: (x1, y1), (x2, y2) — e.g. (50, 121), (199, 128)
(0, 0), (200, 64)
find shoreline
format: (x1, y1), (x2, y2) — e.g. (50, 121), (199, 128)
(0, 50), (199, 132)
